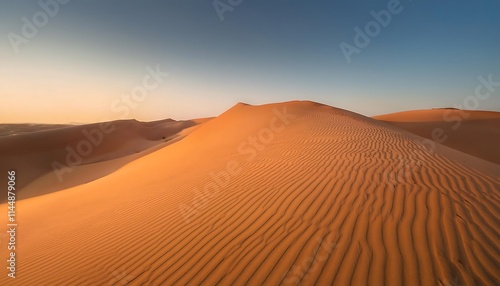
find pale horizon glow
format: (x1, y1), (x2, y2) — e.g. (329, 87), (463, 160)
(1, 1), (499, 124)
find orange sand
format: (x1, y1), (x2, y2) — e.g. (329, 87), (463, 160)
(0, 119), (198, 200)
(374, 109), (500, 165)
(0, 102), (498, 285)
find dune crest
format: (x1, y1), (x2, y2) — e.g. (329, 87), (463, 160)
(1, 101), (499, 285)
(0, 118), (198, 200)
(374, 109), (500, 164)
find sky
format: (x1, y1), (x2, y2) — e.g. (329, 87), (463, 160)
(1, 0), (499, 124)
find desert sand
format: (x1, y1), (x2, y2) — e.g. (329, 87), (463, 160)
(0, 123), (71, 137)
(374, 109), (500, 165)
(0, 101), (499, 285)
(0, 119), (200, 201)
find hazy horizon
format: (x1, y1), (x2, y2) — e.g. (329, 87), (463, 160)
(1, 0), (500, 124)
(3, 101), (500, 125)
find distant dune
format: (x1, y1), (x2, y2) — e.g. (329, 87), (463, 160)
(0, 119), (199, 200)
(0, 123), (72, 136)
(0, 101), (499, 285)
(374, 109), (500, 165)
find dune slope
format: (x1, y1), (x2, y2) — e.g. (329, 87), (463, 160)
(1, 101), (499, 285)
(0, 123), (72, 137)
(374, 109), (500, 165)
(0, 119), (197, 200)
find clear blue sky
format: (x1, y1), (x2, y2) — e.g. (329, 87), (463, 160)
(1, 0), (499, 123)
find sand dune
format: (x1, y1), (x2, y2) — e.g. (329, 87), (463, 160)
(0, 123), (72, 137)
(1, 101), (499, 285)
(374, 109), (500, 165)
(0, 119), (198, 200)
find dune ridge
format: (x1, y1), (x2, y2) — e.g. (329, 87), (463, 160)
(0, 118), (198, 201)
(1, 101), (499, 285)
(374, 109), (500, 165)
(0, 123), (73, 137)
